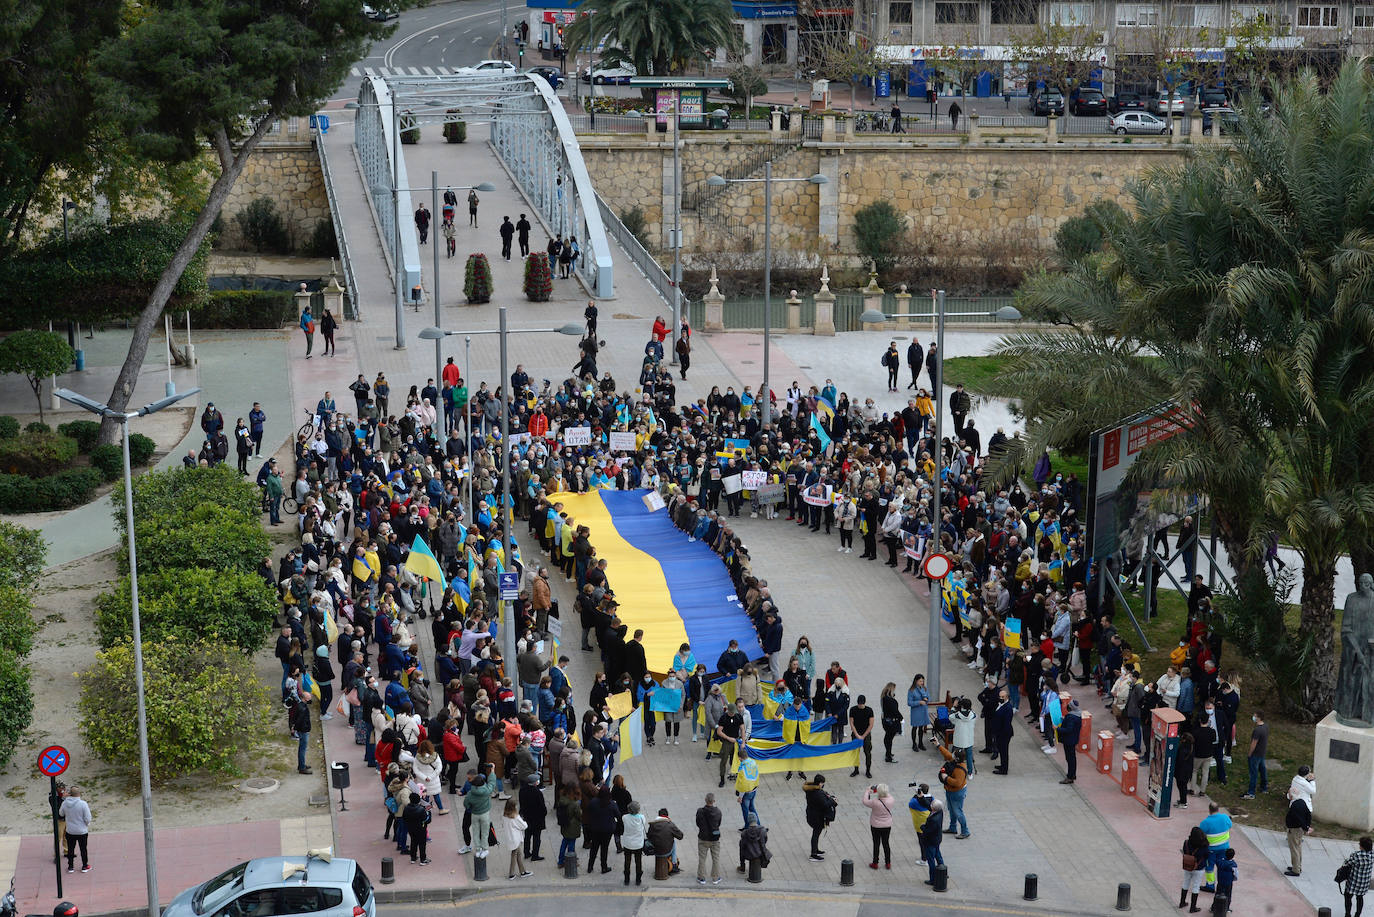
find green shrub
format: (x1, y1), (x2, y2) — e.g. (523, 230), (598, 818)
(0, 650), (33, 769)
(23, 421), (50, 435)
(130, 504), (269, 575)
(129, 432), (155, 466)
(853, 201), (907, 273)
(0, 521), (46, 587)
(233, 197), (290, 254)
(464, 253), (492, 304)
(523, 252), (553, 302)
(303, 219), (338, 258)
(0, 431), (78, 477)
(443, 117), (467, 143)
(90, 443), (123, 481)
(57, 420), (101, 453)
(121, 464), (259, 532)
(187, 290), (296, 329)
(0, 416), (19, 440)
(0, 468), (102, 513)
(78, 639), (271, 782)
(620, 206), (650, 250)
(1054, 214), (1103, 265)
(95, 569), (278, 653)
(0, 219), (209, 330)
(0, 586), (36, 657)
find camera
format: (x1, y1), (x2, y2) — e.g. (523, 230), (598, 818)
(908, 781), (921, 787)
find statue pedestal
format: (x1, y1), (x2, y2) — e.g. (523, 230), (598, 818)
(1313, 711), (1374, 831)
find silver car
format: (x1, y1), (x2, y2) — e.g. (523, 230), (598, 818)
(1107, 111), (1171, 135)
(162, 855), (375, 917)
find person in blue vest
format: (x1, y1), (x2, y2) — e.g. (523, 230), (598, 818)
(1199, 801), (1233, 891)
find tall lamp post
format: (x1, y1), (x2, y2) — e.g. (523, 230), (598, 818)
(53, 385), (202, 917)
(707, 165), (827, 424)
(420, 315), (581, 690)
(860, 296), (1021, 701)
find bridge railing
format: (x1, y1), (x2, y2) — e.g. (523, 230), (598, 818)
(313, 122), (362, 319)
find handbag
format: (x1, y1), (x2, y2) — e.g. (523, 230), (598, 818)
(1182, 852), (1198, 871)
(1336, 863), (1352, 884)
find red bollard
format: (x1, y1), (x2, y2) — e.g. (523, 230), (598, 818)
(1096, 730), (1115, 774)
(1078, 711), (1093, 754)
(1120, 750), (1139, 796)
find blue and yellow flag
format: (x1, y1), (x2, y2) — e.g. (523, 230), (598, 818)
(351, 553), (375, 583)
(816, 395), (836, 424)
(742, 738), (861, 775)
(405, 535), (447, 593)
(619, 705), (643, 762)
(809, 412), (832, 451)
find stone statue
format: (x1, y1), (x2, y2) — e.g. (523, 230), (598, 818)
(1336, 573), (1374, 727)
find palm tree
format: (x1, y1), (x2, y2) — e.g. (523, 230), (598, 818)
(563, 0), (740, 99)
(995, 62), (1374, 719)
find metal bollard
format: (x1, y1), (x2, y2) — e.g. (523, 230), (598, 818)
(1319, 908), (1333, 917)
(473, 853), (488, 882)
(748, 858), (763, 884)
(1116, 882), (1131, 911)
(931, 864), (948, 892)
(564, 855), (579, 879)
(379, 856), (394, 885)
(840, 859), (854, 886)
(1024, 873), (1038, 900)
(1211, 894), (1228, 916)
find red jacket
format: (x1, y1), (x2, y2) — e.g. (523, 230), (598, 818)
(651, 318), (668, 342)
(442, 729), (466, 763)
(529, 412), (549, 438)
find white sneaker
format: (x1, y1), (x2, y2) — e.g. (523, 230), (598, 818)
(845, 548), (852, 554)
(320, 713), (333, 720)
(837, 546), (845, 552)
(1042, 745), (1056, 754)
(750, 512), (758, 518)
(692, 735), (698, 742)
(688, 537), (695, 542)
(458, 846), (472, 854)
(675, 738), (681, 745)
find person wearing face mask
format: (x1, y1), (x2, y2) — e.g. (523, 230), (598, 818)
(1240, 710), (1269, 799)
(1191, 705), (1218, 796)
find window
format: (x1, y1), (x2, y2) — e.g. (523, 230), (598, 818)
(991, 0), (1038, 23)
(889, 1), (913, 24)
(1356, 5), (1374, 27)
(1193, 3), (1222, 26)
(1116, 4), (1159, 26)
(1048, 2), (1092, 24)
(935, 1), (979, 22)
(1297, 5), (1338, 26)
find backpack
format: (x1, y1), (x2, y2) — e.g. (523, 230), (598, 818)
(821, 791), (838, 824)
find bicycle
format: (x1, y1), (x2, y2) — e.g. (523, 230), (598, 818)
(297, 409), (319, 441)
(259, 484), (298, 516)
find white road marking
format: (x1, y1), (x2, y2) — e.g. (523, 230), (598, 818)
(383, 6), (508, 68)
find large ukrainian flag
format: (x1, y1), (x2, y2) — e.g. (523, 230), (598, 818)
(549, 490), (760, 674)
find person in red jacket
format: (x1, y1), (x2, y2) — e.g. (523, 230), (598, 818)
(529, 407), (549, 439)
(442, 719), (467, 794)
(651, 316), (668, 342)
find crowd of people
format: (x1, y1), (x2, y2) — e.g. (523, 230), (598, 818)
(227, 309), (1374, 910)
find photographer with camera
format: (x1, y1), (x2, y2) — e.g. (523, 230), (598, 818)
(950, 695), (978, 776)
(933, 732), (971, 839)
(802, 773), (837, 862)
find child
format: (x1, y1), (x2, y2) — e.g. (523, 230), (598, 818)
(1215, 848), (1237, 911)
(504, 799), (532, 879)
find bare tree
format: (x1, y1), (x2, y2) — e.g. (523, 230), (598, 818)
(809, 25), (891, 113)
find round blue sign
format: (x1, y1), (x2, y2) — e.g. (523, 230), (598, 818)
(38, 745), (69, 777)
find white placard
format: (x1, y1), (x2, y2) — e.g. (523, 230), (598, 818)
(642, 490), (666, 512)
(608, 431), (637, 452)
(548, 616), (563, 641)
(562, 425), (591, 446)
(802, 483), (833, 507)
(722, 474), (742, 495)
(741, 470), (767, 489)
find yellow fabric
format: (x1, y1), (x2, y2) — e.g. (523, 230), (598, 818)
(547, 491), (689, 671)
(745, 744), (860, 775)
(607, 691), (634, 720)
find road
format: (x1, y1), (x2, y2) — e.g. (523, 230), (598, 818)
(392, 889), (1087, 917)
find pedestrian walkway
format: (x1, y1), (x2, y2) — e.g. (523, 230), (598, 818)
(6, 815), (330, 915)
(1242, 824), (1356, 913)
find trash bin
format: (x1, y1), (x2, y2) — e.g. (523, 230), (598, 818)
(309, 114), (330, 134)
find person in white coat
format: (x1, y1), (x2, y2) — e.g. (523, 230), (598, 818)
(406, 740), (447, 813)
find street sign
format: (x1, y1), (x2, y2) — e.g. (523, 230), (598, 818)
(38, 745), (69, 778)
(922, 553), (953, 580)
(498, 571), (520, 601)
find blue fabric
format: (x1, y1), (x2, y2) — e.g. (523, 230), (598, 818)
(599, 490), (760, 672)
(742, 737), (864, 761)
(750, 717), (836, 741)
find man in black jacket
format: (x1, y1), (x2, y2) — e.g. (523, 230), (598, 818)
(906, 340), (923, 390)
(695, 793), (723, 884)
(623, 629), (648, 685)
(1284, 775), (1313, 876)
(991, 689), (1015, 775)
(949, 383), (972, 435)
(716, 640), (749, 676)
(1059, 701), (1083, 783)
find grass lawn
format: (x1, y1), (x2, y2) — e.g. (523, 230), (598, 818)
(943, 355), (1008, 394)
(1114, 586), (1357, 839)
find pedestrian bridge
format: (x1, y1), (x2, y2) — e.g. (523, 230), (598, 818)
(351, 71), (615, 299)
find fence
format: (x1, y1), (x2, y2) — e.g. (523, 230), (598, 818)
(594, 191), (675, 312)
(569, 116), (778, 134)
(686, 292), (1016, 332)
(313, 123), (360, 319)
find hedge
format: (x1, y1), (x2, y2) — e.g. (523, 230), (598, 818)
(0, 585), (36, 657)
(0, 417), (16, 440)
(129, 503), (269, 575)
(0, 219), (209, 329)
(121, 464), (259, 533)
(57, 420), (101, 454)
(90, 444), (123, 481)
(0, 650), (32, 769)
(187, 290), (296, 329)
(0, 431), (78, 477)
(0, 468), (102, 513)
(95, 569), (278, 653)
(78, 639), (270, 782)
(0, 521), (46, 587)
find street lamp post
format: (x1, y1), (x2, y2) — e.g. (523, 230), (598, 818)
(53, 385), (202, 917)
(707, 166), (828, 425)
(419, 318), (580, 697)
(860, 298), (1021, 701)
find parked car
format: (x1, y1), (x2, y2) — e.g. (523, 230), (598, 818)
(361, 4), (398, 21)
(526, 66), (562, 89)
(580, 63), (637, 84)
(1197, 86), (1229, 109)
(1031, 87), (1064, 116)
(1202, 106), (1241, 135)
(1150, 91), (1186, 116)
(1070, 88), (1107, 116)
(163, 856), (375, 917)
(1108, 91), (1146, 114)
(1107, 111), (1172, 135)
(457, 59), (516, 75)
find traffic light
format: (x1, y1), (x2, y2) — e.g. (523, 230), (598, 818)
(518, 42), (524, 61)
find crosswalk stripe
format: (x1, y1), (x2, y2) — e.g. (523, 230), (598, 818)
(407, 67), (421, 75)
(350, 67), (361, 77)
(363, 67), (377, 78)
(421, 67), (435, 76)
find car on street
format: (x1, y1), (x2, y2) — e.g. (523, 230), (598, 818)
(1150, 91), (1187, 116)
(1069, 88), (1107, 116)
(526, 66), (562, 90)
(1202, 106), (1241, 134)
(457, 59), (516, 75)
(580, 63), (638, 84)
(163, 856), (375, 917)
(361, 4), (397, 21)
(1031, 87), (1064, 116)
(1108, 91), (1146, 114)
(1108, 111), (1172, 135)
(1198, 86), (1229, 109)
